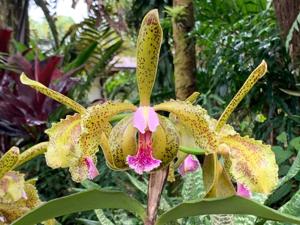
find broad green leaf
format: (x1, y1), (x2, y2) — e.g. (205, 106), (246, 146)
(12, 189), (146, 225)
(266, 189), (300, 225)
(155, 196), (300, 225)
(234, 193), (267, 225)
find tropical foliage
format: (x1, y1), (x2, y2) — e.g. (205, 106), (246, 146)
(0, 0), (300, 225)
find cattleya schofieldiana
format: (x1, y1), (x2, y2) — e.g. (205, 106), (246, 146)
(20, 9), (216, 182)
(0, 143), (54, 225)
(20, 9), (278, 198)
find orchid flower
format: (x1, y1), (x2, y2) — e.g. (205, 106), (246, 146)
(199, 60), (278, 197)
(0, 144), (54, 225)
(20, 9), (278, 199)
(20, 10), (217, 182)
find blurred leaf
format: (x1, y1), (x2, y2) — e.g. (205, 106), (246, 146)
(63, 41), (98, 73)
(272, 146), (293, 165)
(290, 137), (300, 151)
(12, 189), (145, 225)
(94, 209), (114, 225)
(276, 132), (288, 145)
(76, 218), (101, 225)
(265, 189), (300, 225)
(280, 88), (300, 97)
(278, 150), (300, 187)
(265, 183), (292, 206)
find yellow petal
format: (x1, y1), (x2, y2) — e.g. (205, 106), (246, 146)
(45, 114), (82, 169)
(0, 182), (41, 223)
(0, 147), (19, 179)
(98, 133), (118, 170)
(221, 134), (278, 193)
(204, 159), (235, 198)
(215, 60), (267, 132)
(136, 9), (163, 105)
(208, 117), (237, 138)
(154, 100), (218, 152)
(79, 102), (136, 157)
(13, 142), (48, 169)
(152, 116), (179, 166)
(20, 73), (86, 114)
(0, 171), (25, 203)
(108, 116), (137, 169)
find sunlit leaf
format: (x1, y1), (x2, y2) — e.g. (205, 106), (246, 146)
(12, 189), (146, 225)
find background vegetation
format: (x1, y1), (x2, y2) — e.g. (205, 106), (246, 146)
(1, 0), (300, 224)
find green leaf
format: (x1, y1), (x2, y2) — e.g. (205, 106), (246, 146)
(64, 41), (98, 73)
(265, 189), (300, 225)
(179, 146), (207, 155)
(94, 209), (114, 225)
(272, 146), (293, 165)
(76, 218), (101, 225)
(276, 132), (287, 146)
(155, 196), (300, 225)
(12, 189), (145, 225)
(280, 88), (300, 97)
(181, 167), (206, 224)
(278, 150), (300, 187)
(290, 137), (300, 151)
(125, 173), (171, 211)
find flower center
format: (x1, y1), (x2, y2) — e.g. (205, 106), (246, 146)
(126, 131), (161, 174)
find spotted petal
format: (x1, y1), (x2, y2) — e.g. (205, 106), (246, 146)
(221, 134), (278, 193)
(136, 9), (163, 105)
(44, 114), (97, 183)
(108, 116), (137, 169)
(20, 73), (85, 114)
(154, 100), (218, 152)
(79, 102), (136, 157)
(0, 147), (19, 179)
(0, 171), (25, 203)
(0, 182), (41, 224)
(45, 114), (82, 169)
(215, 60), (267, 131)
(152, 116), (179, 167)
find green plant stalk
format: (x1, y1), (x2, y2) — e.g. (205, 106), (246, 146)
(178, 146), (207, 155)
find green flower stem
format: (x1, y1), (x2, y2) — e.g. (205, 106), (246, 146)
(110, 113), (130, 123)
(179, 146), (207, 155)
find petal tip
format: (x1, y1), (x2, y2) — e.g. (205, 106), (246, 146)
(85, 157), (99, 180)
(178, 155), (200, 176)
(237, 183), (252, 198)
